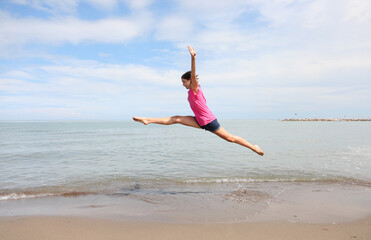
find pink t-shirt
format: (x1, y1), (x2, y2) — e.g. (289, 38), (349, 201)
(188, 86), (216, 126)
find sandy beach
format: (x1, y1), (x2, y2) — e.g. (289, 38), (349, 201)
(1, 215), (370, 240)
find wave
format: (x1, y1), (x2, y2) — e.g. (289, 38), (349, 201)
(0, 191), (96, 201)
(182, 176), (371, 186)
(1, 175), (369, 201)
(0, 192), (57, 201)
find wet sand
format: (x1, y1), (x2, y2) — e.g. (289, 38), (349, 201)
(1, 182), (370, 239)
(1, 215), (370, 240)
(1, 182), (370, 223)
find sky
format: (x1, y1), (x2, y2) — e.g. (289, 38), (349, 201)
(0, 0), (370, 120)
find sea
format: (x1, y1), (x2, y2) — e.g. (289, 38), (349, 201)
(1, 120), (370, 222)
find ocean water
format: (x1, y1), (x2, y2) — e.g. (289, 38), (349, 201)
(0, 120), (370, 202)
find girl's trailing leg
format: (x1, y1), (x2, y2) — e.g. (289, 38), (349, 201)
(213, 127), (264, 156)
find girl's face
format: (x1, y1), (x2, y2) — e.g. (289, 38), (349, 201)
(182, 78), (191, 89)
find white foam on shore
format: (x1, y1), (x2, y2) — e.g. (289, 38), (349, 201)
(185, 178), (310, 184)
(0, 193), (56, 201)
(183, 176), (371, 187)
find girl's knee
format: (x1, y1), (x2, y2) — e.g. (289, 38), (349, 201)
(225, 135), (236, 143)
(170, 115), (182, 124)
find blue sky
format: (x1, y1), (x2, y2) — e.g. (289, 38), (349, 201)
(0, 0), (370, 120)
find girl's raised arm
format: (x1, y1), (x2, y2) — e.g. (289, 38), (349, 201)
(187, 46), (198, 92)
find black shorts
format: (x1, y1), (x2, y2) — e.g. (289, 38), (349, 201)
(194, 118), (221, 132)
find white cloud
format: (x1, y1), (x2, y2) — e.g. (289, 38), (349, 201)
(1, 0), (370, 119)
(175, 0), (249, 20)
(84, 0), (118, 10)
(37, 60), (181, 87)
(121, 0), (153, 10)
(0, 14), (151, 46)
(343, 0), (371, 23)
(0, 58), (186, 119)
(199, 50), (371, 87)
(2, 70), (36, 79)
(1, 53), (370, 120)
(152, 0), (371, 103)
(9, 0), (154, 14)
(23, 107), (84, 118)
(154, 0), (371, 55)
(155, 16), (193, 42)
(10, 0), (79, 14)
(9, 0), (139, 13)
(205, 85), (371, 119)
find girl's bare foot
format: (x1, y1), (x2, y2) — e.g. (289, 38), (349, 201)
(133, 117), (149, 125)
(254, 145), (264, 156)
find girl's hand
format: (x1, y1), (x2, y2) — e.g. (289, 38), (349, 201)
(187, 46), (196, 58)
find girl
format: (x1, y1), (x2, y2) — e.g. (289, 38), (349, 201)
(133, 46), (264, 156)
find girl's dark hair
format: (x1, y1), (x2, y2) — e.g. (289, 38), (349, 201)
(181, 71), (191, 80)
(181, 71), (198, 80)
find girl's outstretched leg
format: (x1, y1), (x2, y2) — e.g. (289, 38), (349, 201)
(133, 116), (200, 129)
(213, 127), (264, 156)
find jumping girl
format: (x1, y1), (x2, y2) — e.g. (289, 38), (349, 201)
(133, 46), (264, 156)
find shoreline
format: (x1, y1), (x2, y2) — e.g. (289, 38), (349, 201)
(1, 182), (370, 224)
(282, 118), (371, 121)
(1, 215), (370, 240)
(1, 182), (370, 239)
